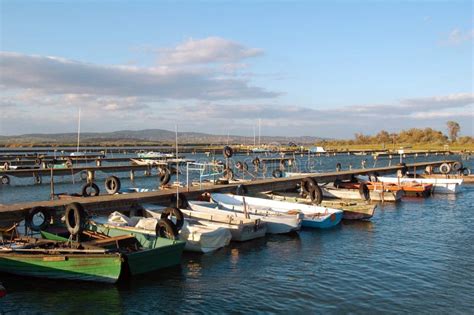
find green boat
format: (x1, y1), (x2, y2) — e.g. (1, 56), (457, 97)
(41, 226), (185, 277)
(0, 237), (122, 283)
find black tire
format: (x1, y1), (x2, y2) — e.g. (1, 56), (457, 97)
(170, 193), (188, 209)
(242, 162), (249, 171)
(25, 206), (52, 231)
(35, 158), (42, 166)
(79, 171), (88, 181)
(359, 183), (370, 201)
(252, 157), (260, 167)
(397, 163), (408, 177)
(336, 163), (342, 172)
(159, 167), (171, 186)
(65, 203), (87, 235)
(235, 161), (243, 170)
(272, 169), (283, 178)
(66, 159), (73, 168)
(223, 146), (233, 158)
(160, 207), (184, 231)
(301, 177), (317, 194)
(3, 162), (9, 170)
(334, 179), (342, 188)
(236, 184), (248, 196)
(452, 161), (463, 172)
(1, 175), (10, 185)
(309, 183), (323, 205)
(81, 182), (100, 197)
(369, 173), (378, 182)
(105, 176), (121, 194)
(156, 218), (179, 240)
(439, 163), (451, 174)
(223, 168), (234, 180)
(462, 168), (471, 176)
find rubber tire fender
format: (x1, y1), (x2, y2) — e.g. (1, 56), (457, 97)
(3, 162), (9, 170)
(105, 176), (121, 194)
(359, 183), (370, 201)
(236, 184), (248, 196)
(309, 183), (323, 205)
(336, 163), (342, 172)
(65, 202), (87, 236)
(452, 161), (463, 172)
(301, 177), (317, 194)
(272, 169), (283, 178)
(333, 179), (342, 188)
(82, 182), (100, 197)
(252, 157), (260, 167)
(159, 167), (171, 186)
(156, 218), (179, 240)
(1, 175), (10, 185)
(223, 168), (234, 180)
(439, 163), (451, 174)
(223, 146), (234, 158)
(160, 207), (184, 231)
(25, 206), (52, 231)
(235, 161), (243, 170)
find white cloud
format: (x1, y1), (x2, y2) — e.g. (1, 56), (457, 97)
(441, 28), (474, 45)
(0, 51), (278, 100)
(158, 37), (263, 65)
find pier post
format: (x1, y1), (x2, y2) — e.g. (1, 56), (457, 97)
(130, 170), (135, 181)
(87, 170), (95, 183)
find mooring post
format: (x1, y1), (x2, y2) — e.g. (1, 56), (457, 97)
(130, 170), (135, 181)
(87, 170), (95, 183)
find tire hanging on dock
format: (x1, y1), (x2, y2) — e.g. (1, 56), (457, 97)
(156, 218), (179, 240)
(1, 175), (10, 185)
(160, 207), (184, 231)
(236, 184), (248, 196)
(25, 206), (52, 231)
(65, 202), (87, 236)
(105, 176), (121, 194)
(159, 167), (171, 186)
(452, 161), (463, 172)
(272, 169), (283, 178)
(81, 182), (100, 197)
(223, 146), (234, 158)
(439, 163), (451, 174)
(336, 163), (342, 172)
(359, 183), (370, 201)
(223, 168), (234, 180)
(170, 193), (188, 209)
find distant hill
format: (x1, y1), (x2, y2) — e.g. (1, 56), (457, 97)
(0, 129), (323, 145)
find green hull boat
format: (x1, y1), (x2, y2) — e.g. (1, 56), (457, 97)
(0, 238), (122, 283)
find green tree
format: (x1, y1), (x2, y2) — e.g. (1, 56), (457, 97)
(446, 121), (461, 142)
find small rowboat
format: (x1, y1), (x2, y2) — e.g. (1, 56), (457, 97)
(211, 193), (342, 229)
(339, 181), (432, 198)
(322, 183), (403, 202)
(188, 200), (302, 234)
(357, 175), (463, 194)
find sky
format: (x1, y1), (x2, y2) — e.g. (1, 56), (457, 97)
(0, 0), (473, 138)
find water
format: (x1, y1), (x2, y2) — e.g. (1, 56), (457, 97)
(1, 153), (473, 313)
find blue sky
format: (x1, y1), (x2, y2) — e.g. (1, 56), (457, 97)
(1, 0), (472, 137)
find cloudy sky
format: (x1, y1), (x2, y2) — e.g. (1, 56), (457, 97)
(0, 0), (472, 138)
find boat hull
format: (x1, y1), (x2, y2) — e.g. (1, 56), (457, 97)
(0, 252), (122, 283)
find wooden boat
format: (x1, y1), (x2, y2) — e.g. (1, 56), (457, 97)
(211, 193), (343, 229)
(99, 211), (232, 254)
(407, 173), (474, 184)
(259, 192), (376, 220)
(357, 175), (463, 194)
(40, 226), (185, 277)
(338, 181), (432, 198)
(142, 205), (266, 242)
(322, 183), (403, 202)
(188, 201), (302, 234)
(0, 236), (123, 283)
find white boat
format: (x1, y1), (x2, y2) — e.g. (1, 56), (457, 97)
(188, 200), (302, 234)
(322, 183), (403, 202)
(137, 151), (174, 159)
(106, 210), (231, 253)
(211, 193), (343, 229)
(178, 208), (267, 241)
(357, 175), (463, 194)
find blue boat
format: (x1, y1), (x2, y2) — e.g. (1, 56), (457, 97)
(211, 194), (343, 229)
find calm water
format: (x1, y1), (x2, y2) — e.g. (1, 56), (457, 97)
(1, 153), (473, 313)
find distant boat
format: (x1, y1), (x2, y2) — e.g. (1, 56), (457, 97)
(357, 175), (463, 194)
(308, 146), (326, 153)
(137, 151), (174, 158)
(251, 147), (270, 153)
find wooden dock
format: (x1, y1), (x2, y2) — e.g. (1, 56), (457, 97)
(0, 160), (453, 227)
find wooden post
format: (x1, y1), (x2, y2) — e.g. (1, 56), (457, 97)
(50, 167), (55, 200)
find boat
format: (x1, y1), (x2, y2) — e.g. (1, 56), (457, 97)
(211, 193), (343, 229)
(353, 179), (432, 197)
(0, 236), (123, 283)
(144, 205), (267, 242)
(188, 200), (302, 234)
(137, 151), (174, 159)
(99, 210), (232, 254)
(259, 192), (376, 220)
(322, 183), (403, 202)
(40, 224), (185, 278)
(357, 175), (463, 194)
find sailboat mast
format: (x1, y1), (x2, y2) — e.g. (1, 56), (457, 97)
(258, 119), (261, 146)
(76, 107), (81, 153)
(253, 126), (256, 146)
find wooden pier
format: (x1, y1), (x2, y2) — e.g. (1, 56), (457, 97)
(0, 160), (453, 227)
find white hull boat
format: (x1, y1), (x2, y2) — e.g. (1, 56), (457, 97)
(187, 201), (302, 234)
(357, 175), (463, 194)
(211, 193), (343, 229)
(322, 184), (403, 202)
